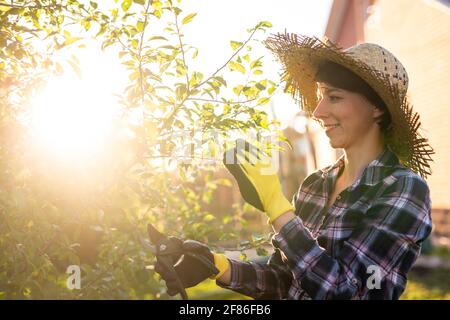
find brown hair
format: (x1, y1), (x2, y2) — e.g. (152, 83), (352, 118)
(315, 60), (392, 131)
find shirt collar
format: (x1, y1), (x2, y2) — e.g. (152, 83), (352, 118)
(320, 147), (400, 187)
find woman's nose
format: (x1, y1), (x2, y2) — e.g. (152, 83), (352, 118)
(312, 98), (329, 120)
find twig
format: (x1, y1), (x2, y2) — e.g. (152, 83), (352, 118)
(77, 249), (129, 298)
(186, 97), (256, 104)
(192, 27), (258, 91)
(0, 2), (64, 9)
(138, 0), (152, 105)
(137, 1), (153, 153)
(159, 27), (260, 133)
(174, 10), (190, 93)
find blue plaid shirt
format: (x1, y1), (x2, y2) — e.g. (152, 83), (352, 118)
(217, 147), (432, 299)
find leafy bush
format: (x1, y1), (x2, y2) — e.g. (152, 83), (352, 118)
(0, 0), (280, 299)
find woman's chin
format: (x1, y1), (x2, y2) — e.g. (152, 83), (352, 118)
(329, 139), (344, 149)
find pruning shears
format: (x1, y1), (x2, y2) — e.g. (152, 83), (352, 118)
(141, 223), (219, 300)
(140, 223), (189, 300)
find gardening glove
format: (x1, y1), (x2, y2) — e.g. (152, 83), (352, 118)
(223, 139), (294, 223)
(154, 238), (230, 296)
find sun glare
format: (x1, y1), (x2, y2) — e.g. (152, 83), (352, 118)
(29, 45), (126, 162)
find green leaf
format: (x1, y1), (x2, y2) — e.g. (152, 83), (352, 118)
(136, 21), (144, 32)
(256, 247), (269, 256)
(233, 85), (243, 96)
(189, 71), (203, 87)
(257, 97), (270, 106)
(149, 36), (168, 41)
(64, 35), (82, 46)
(203, 214), (216, 222)
(255, 82), (266, 91)
(258, 21), (272, 28)
(172, 7), (182, 16)
(228, 61), (245, 74)
(214, 76), (227, 87)
(230, 41), (243, 50)
(192, 48), (198, 59)
(250, 57), (263, 69)
(133, 0), (146, 5)
(111, 8), (119, 20)
(175, 83), (187, 100)
(182, 13), (197, 25)
(122, 0), (132, 12)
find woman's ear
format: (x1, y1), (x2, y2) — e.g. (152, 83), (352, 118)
(372, 105), (384, 120)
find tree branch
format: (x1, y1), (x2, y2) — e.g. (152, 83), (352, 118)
(0, 2), (64, 9)
(174, 10), (190, 93)
(192, 26), (258, 91)
(186, 97), (256, 104)
(138, 0), (152, 105)
(159, 26), (260, 134)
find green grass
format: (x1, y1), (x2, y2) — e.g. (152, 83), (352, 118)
(429, 245), (450, 259)
(401, 268), (450, 300)
(186, 279), (250, 300)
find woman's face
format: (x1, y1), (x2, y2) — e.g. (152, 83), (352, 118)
(312, 83), (384, 150)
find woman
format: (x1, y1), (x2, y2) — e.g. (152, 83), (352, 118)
(154, 33), (434, 299)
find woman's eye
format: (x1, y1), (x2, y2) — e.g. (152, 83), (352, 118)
(329, 95), (341, 102)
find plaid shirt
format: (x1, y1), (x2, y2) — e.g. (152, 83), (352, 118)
(217, 147), (432, 299)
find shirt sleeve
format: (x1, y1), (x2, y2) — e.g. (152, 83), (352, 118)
(272, 174), (432, 300)
(216, 248), (293, 299)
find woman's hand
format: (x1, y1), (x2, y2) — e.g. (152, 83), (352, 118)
(223, 140), (294, 223)
(154, 238), (230, 296)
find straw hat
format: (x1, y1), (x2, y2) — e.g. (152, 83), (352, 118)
(265, 33), (434, 178)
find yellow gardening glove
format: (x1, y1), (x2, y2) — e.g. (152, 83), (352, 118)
(209, 253), (230, 280)
(223, 140), (294, 223)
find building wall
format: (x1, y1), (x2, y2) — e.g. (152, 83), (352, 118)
(363, 0), (450, 209)
(336, 1), (359, 47)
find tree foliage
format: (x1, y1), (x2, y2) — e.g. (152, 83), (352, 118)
(0, 0), (280, 299)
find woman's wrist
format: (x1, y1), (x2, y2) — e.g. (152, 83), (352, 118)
(271, 210), (296, 233)
(210, 253), (230, 280)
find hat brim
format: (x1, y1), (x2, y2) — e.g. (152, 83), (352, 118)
(265, 33), (434, 178)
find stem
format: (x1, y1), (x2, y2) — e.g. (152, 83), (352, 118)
(77, 249), (129, 298)
(174, 11), (190, 93)
(138, 0), (152, 105)
(186, 97), (256, 104)
(210, 240), (272, 253)
(0, 3), (64, 9)
(192, 27), (258, 91)
(160, 27), (260, 133)
(137, 1), (153, 154)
